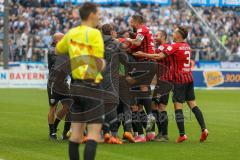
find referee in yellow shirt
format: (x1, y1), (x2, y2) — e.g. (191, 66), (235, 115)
(55, 2), (105, 160)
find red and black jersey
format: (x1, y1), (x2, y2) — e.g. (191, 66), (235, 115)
(156, 43), (174, 82)
(131, 25), (155, 61)
(163, 42), (193, 84)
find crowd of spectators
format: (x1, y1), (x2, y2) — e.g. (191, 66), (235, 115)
(0, 0), (239, 62)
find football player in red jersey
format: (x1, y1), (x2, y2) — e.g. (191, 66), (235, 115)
(152, 30), (173, 142)
(133, 26), (208, 143)
(126, 15), (156, 142)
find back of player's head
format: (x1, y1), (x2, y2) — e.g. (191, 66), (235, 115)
(101, 23), (115, 35)
(159, 30), (167, 40)
(177, 26), (188, 39)
(79, 2), (98, 21)
(132, 15), (144, 24)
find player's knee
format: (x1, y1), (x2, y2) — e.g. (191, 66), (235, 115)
(187, 100), (197, 109)
(174, 103), (183, 110)
(159, 104), (167, 111)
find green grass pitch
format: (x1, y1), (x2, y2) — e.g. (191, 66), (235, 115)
(0, 89), (240, 160)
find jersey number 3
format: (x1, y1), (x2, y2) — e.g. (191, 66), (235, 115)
(184, 51), (191, 67)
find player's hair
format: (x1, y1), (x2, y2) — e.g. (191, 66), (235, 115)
(101, 23), (115, 35)
(159, 30), (167, 40)
(132, 15), (144, 24)
(79, 2), (98, 21)
(177, 26), (188, 39)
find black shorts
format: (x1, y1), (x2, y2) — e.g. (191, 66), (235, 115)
(70, 80), (104, 124)
(153, 94), (169, 105)
(172, 82), (195, 103)
(47, 85), (71, 106)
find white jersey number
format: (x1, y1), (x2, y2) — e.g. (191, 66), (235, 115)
(184, 51), (191, 67)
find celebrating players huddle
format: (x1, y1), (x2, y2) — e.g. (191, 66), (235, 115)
(46, 2), (208, 160)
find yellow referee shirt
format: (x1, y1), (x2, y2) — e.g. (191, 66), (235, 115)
(56, 25), (104, 83)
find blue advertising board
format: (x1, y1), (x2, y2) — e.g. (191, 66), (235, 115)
(193, 69), (240, 88)
(56, 0), (171, 5)
(188, 0), (240, 6)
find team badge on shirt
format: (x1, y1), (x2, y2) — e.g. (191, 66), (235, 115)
(167, 46), (172, 51)
(136, 34), (144, 41)
(158, 45), (164, 51)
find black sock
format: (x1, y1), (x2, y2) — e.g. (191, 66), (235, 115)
(132, 111), (138, 133)
(84, 140), (97, 160)
(102, 124), (110, 135)
(49, 124), (54, 135)
(155, 112), (162, 135)
(192, 106), (206, 131)
(175, 109), (185, 136)
(53, 118), (61, 130)
(160, 111), (168, 136)
(69, 141), (80, 160)
(135, 112), (144, 135)
(140, 111), (147, 129)
(137, 121), (144, 135)
(141, 99), (152, 114)
(63, 122), (71, 135)
(151, 110), (159, 132)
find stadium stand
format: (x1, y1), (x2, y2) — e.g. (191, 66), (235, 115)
(0, 0), (239, 62)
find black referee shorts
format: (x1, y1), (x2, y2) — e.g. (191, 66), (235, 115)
(172, 81), (195, 103)
(70, 80), (104, 124)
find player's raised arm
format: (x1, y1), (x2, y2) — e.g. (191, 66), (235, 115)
(133, 51), (166, 60)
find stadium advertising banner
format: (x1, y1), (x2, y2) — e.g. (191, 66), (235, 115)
(0, 69), (240, 88)
(188, 0), (240, 6)
(193, 70), (240, 88)
(56, 0), (171, 4)
(0, 70), (48, 88)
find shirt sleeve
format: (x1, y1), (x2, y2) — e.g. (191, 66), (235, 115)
(56, 33), (69, 55)
(163, 44), (178, 56)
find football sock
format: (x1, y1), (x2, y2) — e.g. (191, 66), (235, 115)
(49, 124), (54, 135)
(152, 110), (159, 132)
(63, 121), (71, 135)
(84, 140), (97, 160)
(141, 98), (152, 114)
(140, 110), (147, 129)
(155, 111), (162, 134)
(69, 141), (80, 160)
(175, 109), (185, 136)
(160, 111), (168, 136)
(53, 118), (61, 130)
(192, 106), (206, 131)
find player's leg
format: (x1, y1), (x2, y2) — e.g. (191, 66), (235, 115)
(48, 105), (57, 139)
(121, 100), (135, 143)
(53, 100), (69, 133)
(172, 83), (187, 143)
(69, 122), (86, 160)
(85, 123), (102, 160)
(47, 87), (58, 139)
(134, 105), (147, 142)
(139, 85), (156, 131)
(186, 82), (208, 142)
(155, 94), (169, 142)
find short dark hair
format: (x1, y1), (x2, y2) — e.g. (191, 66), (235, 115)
(159, 30), (167, 40)
(177, 26), (188, 39)
(132, 15), (144, 24)
(101, 23), (114, 35)
(79, 2), (98, 21)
